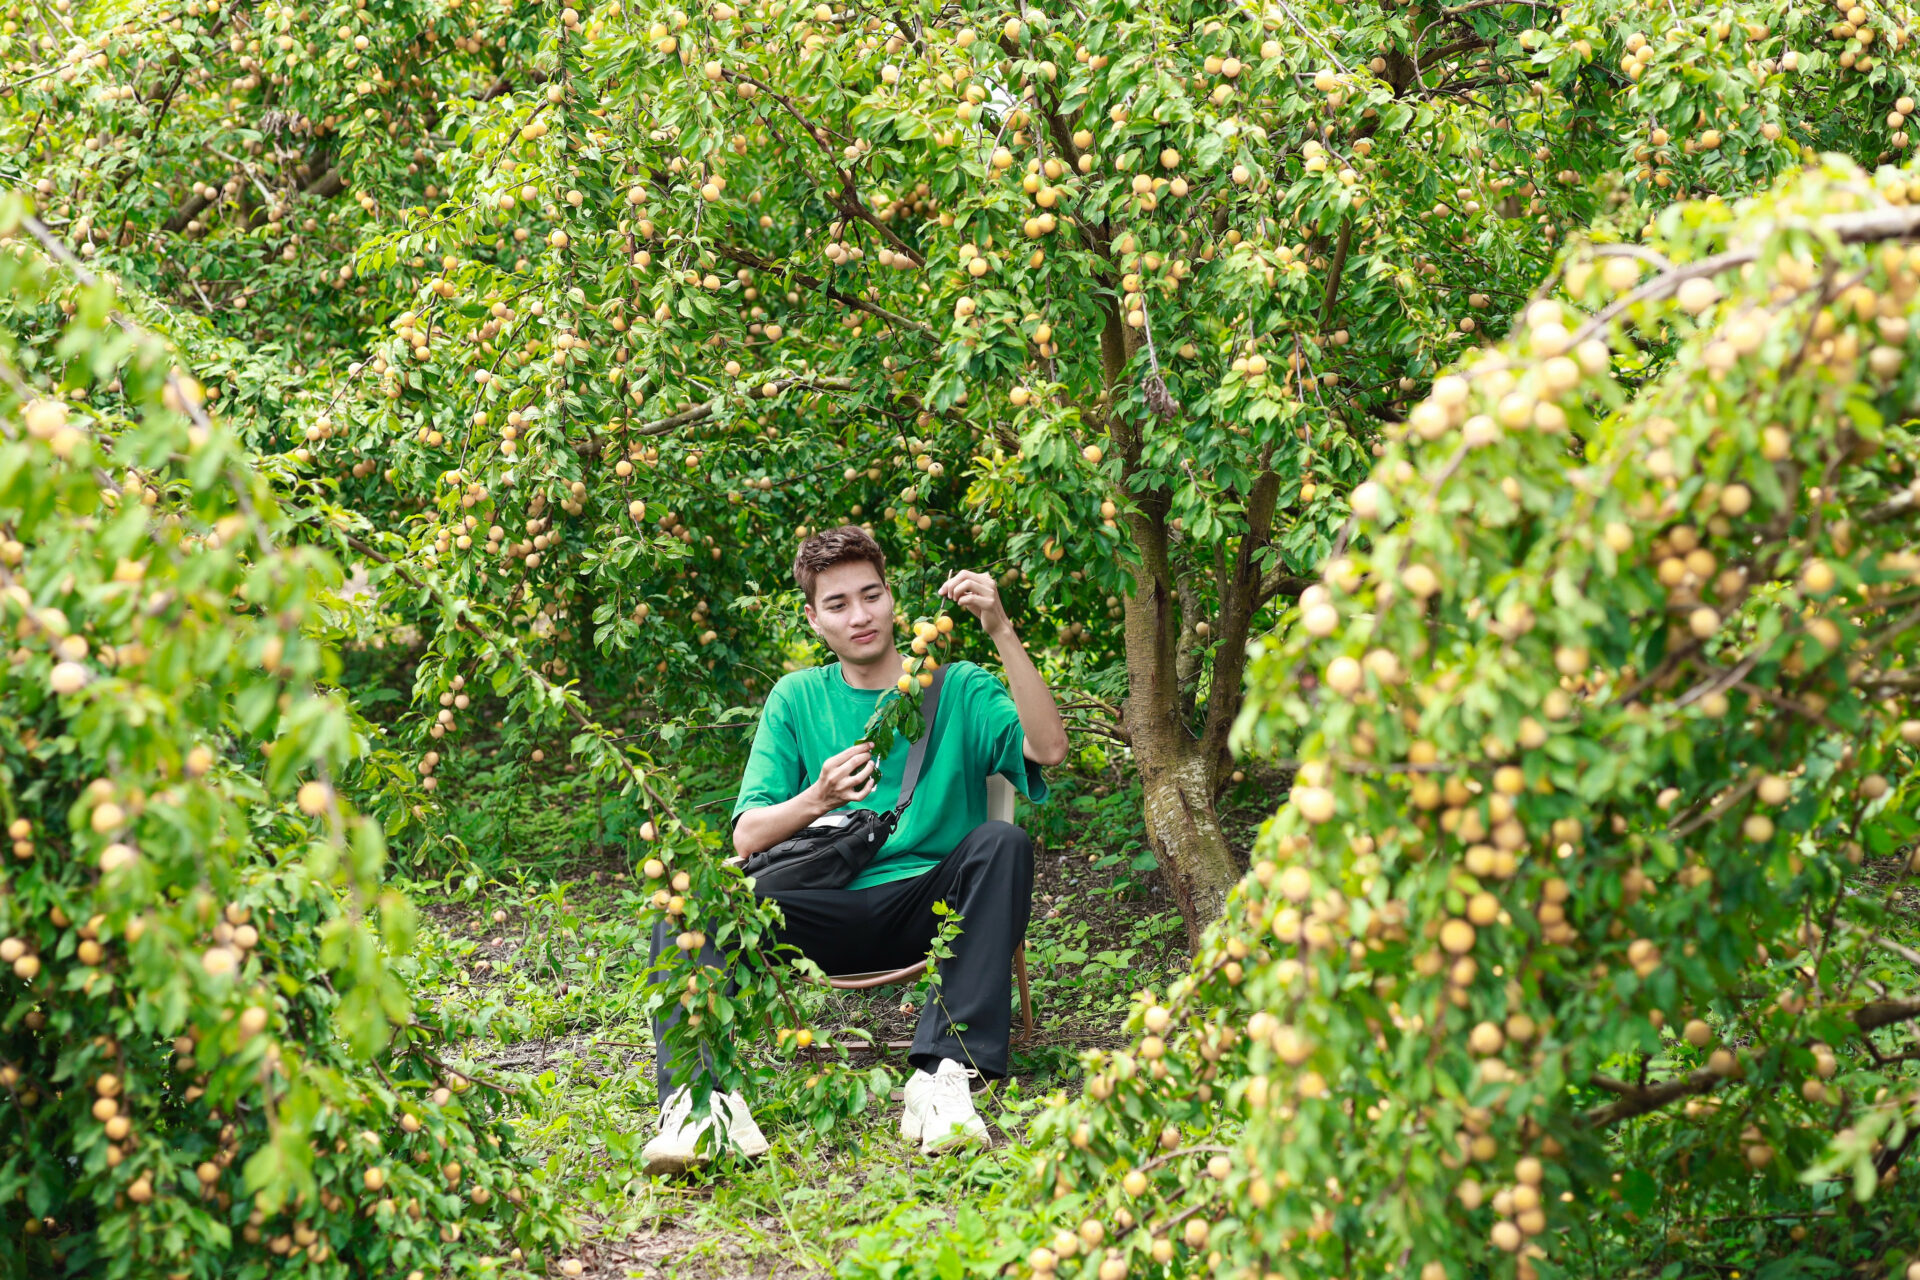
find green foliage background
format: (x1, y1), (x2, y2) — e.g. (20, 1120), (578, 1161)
(8, 0), (1920, 1274)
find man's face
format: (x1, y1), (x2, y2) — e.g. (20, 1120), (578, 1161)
(805, 560), (895, 664)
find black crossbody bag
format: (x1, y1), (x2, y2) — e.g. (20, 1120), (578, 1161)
(738, 666), (948, 894)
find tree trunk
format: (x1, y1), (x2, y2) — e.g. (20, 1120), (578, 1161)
(1132, 708), (1241, 948)
(1075, 183), (1269, 950)
(1117, 513), (1247, 950)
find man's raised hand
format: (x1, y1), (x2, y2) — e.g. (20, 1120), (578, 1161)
(811, 740), (877, 809)
(937, 569), (1010, 637)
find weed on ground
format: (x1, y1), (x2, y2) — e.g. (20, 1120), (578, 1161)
(398, 771), (1283, 1276)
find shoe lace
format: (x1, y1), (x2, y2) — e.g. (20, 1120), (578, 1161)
(667, 1088), (729, 1139)
(928, 1067), (973, 1117)
(716, 1093), (750, 1132)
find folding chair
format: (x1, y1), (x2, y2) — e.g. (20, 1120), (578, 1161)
(818, 774), (1036, 1046)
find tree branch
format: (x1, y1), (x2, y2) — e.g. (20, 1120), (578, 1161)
(1201, 463), (1281, 767)
(1667, 773), (1761, 840)
(1564, 205), (1920, 354)
(1581, 997), (1920, 1129)
(162, 156), (343, 237)
(1136, 1144), (1232, 1175)
(479, 68), (552, 101)
(1416, 35), (1492, 67)
(1872, 935), (1920, 970)
(1317, 218), (1354, 330)
(1735, 679), (1845, 735)
(577, 375), (854, 453)
(1864, 487), (1917, 524)
(720, 69), (922, 265)
(1579, 1067), (1721, 1128)
(1174, 560), (1205, 723)
(162, 192), (213, 235)
(1856, 997), (1920, 1033)
(1257, 567), (1315, 602)
(714, 243), (932, 336)
(304, 166), (347, 201)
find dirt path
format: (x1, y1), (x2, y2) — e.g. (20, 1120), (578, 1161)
(571, 1216), (821, 1280)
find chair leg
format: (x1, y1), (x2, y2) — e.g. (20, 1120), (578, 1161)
(1015, 943), (1034, 1042)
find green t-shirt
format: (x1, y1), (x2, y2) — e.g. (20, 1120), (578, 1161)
(732, 660), (1049, 890)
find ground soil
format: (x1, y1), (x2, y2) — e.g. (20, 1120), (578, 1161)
(569, 1216), (818, 1280)
(419, 781), (1289, 1277)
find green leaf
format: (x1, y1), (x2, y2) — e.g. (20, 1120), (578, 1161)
(1618, 1167), (1659, 1217)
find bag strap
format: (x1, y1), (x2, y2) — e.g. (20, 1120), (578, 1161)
(891, 664), (948, 817)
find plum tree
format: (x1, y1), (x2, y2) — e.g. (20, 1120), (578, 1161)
(289, 0), (1914, 944)
(12, 1), (1920, 1274)
(1013, 159), (1920, 1280)
(0, 0), (545, 364)
(3, 0), (933, 1253)
(0, 202), (568, 1272)
(13, 0), (1920, 967)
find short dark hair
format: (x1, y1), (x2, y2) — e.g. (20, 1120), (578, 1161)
(794, 525), (888, 603)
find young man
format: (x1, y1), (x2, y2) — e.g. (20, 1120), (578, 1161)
(643, 526), (1069, 1172)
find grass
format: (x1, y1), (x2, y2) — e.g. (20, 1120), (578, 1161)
(392, 752), (1920, 1280)
(394, 767), (1244, 1278)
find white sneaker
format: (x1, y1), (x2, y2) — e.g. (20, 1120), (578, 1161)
(641, 1086), (770, 1175)
(901, 1058), (990, 1154)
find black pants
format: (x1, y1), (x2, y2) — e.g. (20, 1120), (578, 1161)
(649, 820), (1034, 1102)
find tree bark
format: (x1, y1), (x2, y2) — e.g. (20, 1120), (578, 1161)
(1112, 442), (1249, 946)
(1084, 191), (1253, 949)
(1130, 664), (1243, 946)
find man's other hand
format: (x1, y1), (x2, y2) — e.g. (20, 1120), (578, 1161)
(810, 741), (877, 809)
(938, 569), (1010, 638)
